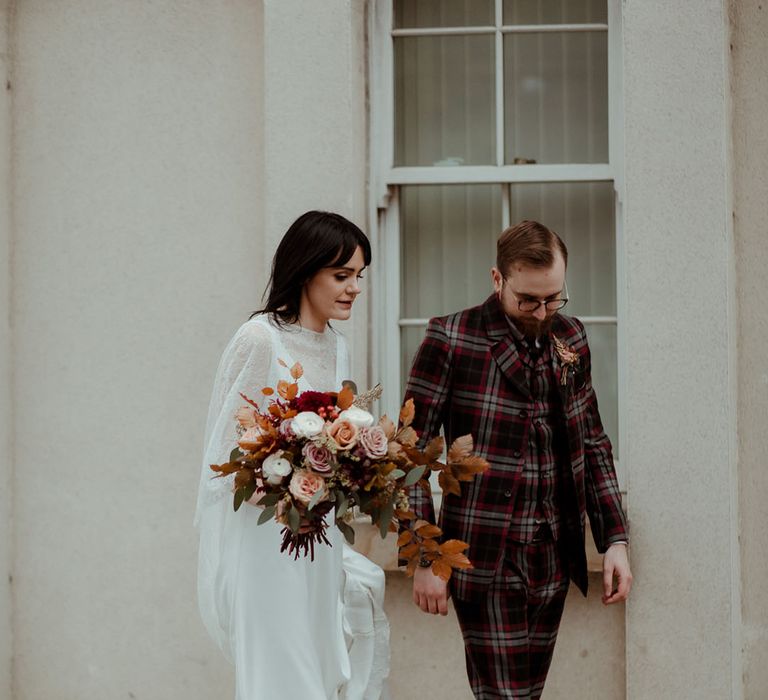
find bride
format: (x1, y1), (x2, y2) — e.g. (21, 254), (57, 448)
(195, 211), (390, 700)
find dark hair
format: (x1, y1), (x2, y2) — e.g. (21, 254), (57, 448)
(254, 210), (372, 325)
(496, 219), (568, 275)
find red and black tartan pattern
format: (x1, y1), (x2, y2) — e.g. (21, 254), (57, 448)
(452, 537), (569, 700)
(404, 294), (628, 599)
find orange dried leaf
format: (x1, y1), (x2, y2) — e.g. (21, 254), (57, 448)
(420, 538), (440, 552)
(439, 539), (469, 555)
(278, 358), (288, 368)
(286, 383), (299, 401)
(416, 523), (442, 539)
(438, 471), (462, 498)
(399, 542), (420, 559)
(261, 387), (274, 396)
(397, 530), (413, 547)
(397, 426), (418, 448)
(441, 552), (473, 571)
(454, 455), (490, 480)
(405, 560), (418, 577)
(399, 399), (415, 428)
(395, 509), (415, 521)
(423, 436), (444, 462)
(431, 559), (453, 582)
(336, 386), (355, 410)
(413, 519), (431, 530)
(379, 415), (396, 439)
(268, 405), (282, 418)
(290, 362), (303, 380)
(447, 434), (473, 463)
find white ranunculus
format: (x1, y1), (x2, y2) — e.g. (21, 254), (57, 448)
(262, 450), (293, 485)
(338, 405), (375, 428)
(291, 411), (326, 438)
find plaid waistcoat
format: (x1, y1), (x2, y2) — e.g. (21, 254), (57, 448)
(506, 335), (564, 544)
(404, 295), (628, 600)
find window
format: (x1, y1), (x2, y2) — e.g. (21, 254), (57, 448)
(369, 0), (625, 482)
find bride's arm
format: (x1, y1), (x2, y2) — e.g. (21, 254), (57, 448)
(196, 321), (273, 516)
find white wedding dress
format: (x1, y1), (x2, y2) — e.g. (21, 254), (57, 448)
(195, 315), (390, 700)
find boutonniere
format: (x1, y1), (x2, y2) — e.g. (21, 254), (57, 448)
(552, 336), (580, 386)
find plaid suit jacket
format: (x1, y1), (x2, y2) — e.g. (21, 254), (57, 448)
(404, 294), (629, 599)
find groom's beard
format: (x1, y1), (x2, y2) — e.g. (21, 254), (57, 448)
(512, 315), (554, 339)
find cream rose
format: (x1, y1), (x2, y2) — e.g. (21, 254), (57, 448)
(327, 418), (360, 450)
(358, 425), (389, 459)
(338, 405), (375, 428)
(291, 411), (325, 439)
(238, 426), (265, 452)
(262, 450), (293, 485)
(289, 469), (328, 506)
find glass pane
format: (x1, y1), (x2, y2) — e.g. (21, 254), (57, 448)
(583, 323), (618, 456)
(395, 0), (494, 29)
(503, 0), (607, 25)
(503, 32), (608, 164)
(400, 185), (502, 319)
(395, 35), (495, 166)
(509, 181), (615, 316)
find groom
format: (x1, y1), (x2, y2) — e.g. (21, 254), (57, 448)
(403, 220), (632, 699)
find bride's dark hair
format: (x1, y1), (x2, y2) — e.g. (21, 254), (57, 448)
(254, 210), (372, 325)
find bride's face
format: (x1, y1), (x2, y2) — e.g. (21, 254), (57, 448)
(301, 246), (366, 325)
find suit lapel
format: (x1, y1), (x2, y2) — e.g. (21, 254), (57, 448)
(482, 295), (531, 399)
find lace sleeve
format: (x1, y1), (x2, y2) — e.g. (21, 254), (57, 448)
(195, 321), (273, 520)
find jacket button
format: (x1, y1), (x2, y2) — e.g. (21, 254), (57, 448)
(513, 450), (522, 458)
(504, 490), (512, 498)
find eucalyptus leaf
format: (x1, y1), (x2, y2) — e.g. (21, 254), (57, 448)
(403, 465), (426, 487)
(257, 504), (276, 525)
(308, 488), (326, 512)
(233, 488), (245, 512)
(379, 502), (395, 539)
(287, 505), (300, 533)
(230, 447), (242, 463)
(257, 492), (281, 507)
(389, 469), (406, 480)
(242, 483), (257, 503)
(335, 496), (349, 519)
(337, 520), (355, 545)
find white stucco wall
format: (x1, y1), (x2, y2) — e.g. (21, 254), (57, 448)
(731, 1), (768, 696)
(11, 2), (263, 698)
(1, 3), (13, 699)
(623, 2), (740, 698)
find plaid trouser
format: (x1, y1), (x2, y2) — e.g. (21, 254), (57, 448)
(452, 529), (569, 700)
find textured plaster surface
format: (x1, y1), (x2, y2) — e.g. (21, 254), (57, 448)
(731, 1), (768, 696)
(623, 2), (738, 698)
(11, 2), (262, 697)
(1, 3), (13, 699)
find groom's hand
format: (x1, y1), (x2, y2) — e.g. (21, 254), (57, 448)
(413, 566), (449, 615)
(602, 542), (632, 605)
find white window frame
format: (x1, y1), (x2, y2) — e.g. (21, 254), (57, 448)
(368, 0), (627, 488)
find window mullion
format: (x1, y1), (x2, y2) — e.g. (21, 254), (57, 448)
(494, 0), (504, 167)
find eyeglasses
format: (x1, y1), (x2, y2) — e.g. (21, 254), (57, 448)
(506, 281), (569, 313)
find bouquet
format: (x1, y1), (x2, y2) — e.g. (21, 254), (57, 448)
(210, 362), (489, 581)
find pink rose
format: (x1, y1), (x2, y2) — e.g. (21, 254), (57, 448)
(327, 418), (359, 450)
(358, 426), (389, 459)
(289, 470), (328, 506)
(279, 419), (295, 440)
(302, 442), (333, 473)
